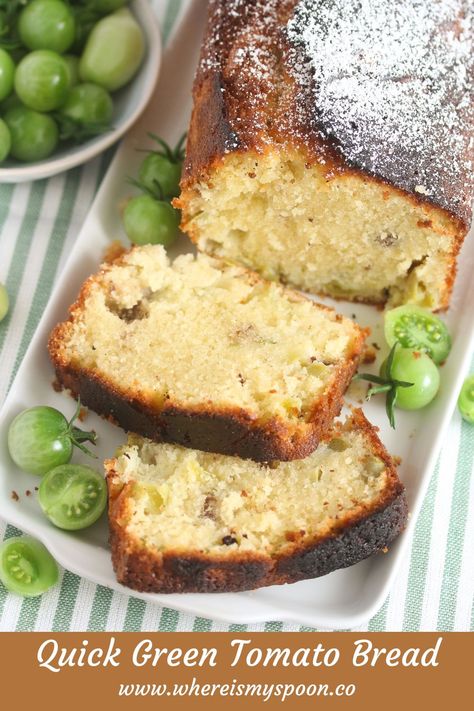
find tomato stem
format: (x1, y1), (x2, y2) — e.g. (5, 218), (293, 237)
(354, 344), (414, 429)
(127, 176), (165, 202)
(141, 132), (187, 164)
(67, 400), (98, 458)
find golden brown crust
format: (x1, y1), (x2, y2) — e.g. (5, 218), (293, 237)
(106, 410), (408, 594)
(48, 249), (366, 462)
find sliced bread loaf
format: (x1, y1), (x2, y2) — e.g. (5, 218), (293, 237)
(49, 245), (365, 461)
(105, 410), (407, 593)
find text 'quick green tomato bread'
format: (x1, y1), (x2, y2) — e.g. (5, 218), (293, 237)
(48, 245), (366, 462)
(105, 410), (407, 594)
(176, 0), (474, 311)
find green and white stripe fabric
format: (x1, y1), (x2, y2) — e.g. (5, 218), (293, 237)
(0, 0), (473, 633)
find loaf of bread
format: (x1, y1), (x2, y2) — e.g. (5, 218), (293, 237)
(49, 245), (365, 461)
(106, 410), (407, 593)
(177, 0), (474, 311)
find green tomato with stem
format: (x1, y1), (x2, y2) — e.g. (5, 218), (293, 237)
(139, 153), (182, 199)
(380, 347), (440, 410)
(0, 118), (11, 162)
(123, 194), (180, 247)
(79, 9), (145, 92)
(8, 404), (97, 476)
(15, 50), (69, 112)
(18, 0), (76, 54)
(0, 48), (15, 102)
(0, 536), (59, 597)
(4, 106), (59, 162)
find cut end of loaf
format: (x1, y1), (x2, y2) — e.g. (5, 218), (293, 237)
(179, 147), (462, 311)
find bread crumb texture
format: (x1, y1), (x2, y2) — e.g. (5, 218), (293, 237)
(56, 245), (362, 424)
(182, 150), (459, 311)
(109, 422), (391, 556)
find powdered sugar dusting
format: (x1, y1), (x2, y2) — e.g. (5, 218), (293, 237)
(286, 0), (474, 219)
(200, 0), (280, 83)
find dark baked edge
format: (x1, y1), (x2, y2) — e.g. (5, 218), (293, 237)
(108, 493), (407, 593)
(48, 249), (366, 462)
(106, 410), (408, 594)
(49, 354), (360, 462)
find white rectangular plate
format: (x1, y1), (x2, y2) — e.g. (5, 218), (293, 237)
(1, 0), (473, 630)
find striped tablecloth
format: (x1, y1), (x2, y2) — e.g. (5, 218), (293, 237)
(0, 0), (473, 633)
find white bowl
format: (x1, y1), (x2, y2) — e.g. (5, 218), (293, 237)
(0, 0), (162, 183)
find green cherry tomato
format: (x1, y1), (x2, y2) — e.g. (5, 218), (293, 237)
(139, 153), (182, 199)
(0, 48), (15, 102)
(0, 536), (59, 597)
(18, 0), (76, 54)
(0, 118), (11, 162)
(79, 9), (145, 92)
(0, 283), (9, 320)
(8, 405), (96, 475)
(60, 82), (113, 126)
(39, 464), (107, 530)
(385, 305), (452, 365)
(381, 347), (440, 410)
(4, 107), (59, 162)
(15, 50), (69, 112)
(123, 195), (180, 247)
(458, 375), (474, 424)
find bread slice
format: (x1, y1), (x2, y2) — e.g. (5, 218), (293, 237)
(176, 0), (473, 311)
(105, 410), (408, 593)
(49, 245), (365, 461)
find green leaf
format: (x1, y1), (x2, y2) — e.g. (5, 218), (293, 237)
(67, 399), (97, 458)
(127, 176), (165, 201)
(174, 132), (187, 161)
(354, 342), (413, 429)
(385, 342), (399, 379)
(55, 114), (112, 142)
(391, 379), (414, 389)
(386, 387), (398, 429)
(144, 132), (187, 164)
(354, 373), (390, 385)
(148, 132), (175, 162)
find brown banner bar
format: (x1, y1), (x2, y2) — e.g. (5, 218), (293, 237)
(0, 633), (471, 710)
